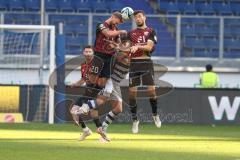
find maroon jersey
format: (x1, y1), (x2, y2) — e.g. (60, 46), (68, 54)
(94, 22), (118, 55)
(128, 27), (157, 58)
(80, 60), (92, 84)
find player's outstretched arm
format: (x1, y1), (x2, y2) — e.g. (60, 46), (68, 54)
(102, 29), (127, 38)
(71, 79), (85, 87)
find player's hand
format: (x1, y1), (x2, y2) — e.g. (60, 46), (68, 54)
(130, 46), (139, 53)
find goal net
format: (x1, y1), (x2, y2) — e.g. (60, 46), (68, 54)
(0, 24), (55, 124)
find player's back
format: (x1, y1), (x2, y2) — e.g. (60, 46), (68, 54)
(110, 53), (129, 83)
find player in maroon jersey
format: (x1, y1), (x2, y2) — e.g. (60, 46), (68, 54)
(91, 11), (127, 88)
(70, 45), (106, 141)
(71, 46), (94, 87)
(128, 10), (161, 133)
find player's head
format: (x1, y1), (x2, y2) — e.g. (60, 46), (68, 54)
(111, 11), (123, 25)
(206, 64), (213, 72)
(133, 10), (146, 27)
(83, 45), (93, 61)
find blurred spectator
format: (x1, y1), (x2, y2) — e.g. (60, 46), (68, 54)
(199, 64), (219, 88)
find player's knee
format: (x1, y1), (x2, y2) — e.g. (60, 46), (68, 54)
(129, 87), (137, 98)
(96, 98), (105, 106)
(90, 109), (98, 118)
(98, 78), (107, 87)
(113, 105), (122, 113)
(70, 105), (79, 115)
(147, 87), (156, 98)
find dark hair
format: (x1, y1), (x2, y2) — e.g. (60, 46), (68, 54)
(206, 64), (213, 72)
(83, 45), (93, 50)
(133, 10), (145, 16)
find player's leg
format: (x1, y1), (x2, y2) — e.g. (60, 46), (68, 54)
(78, 116), (92, 141)
(142, 60), (161, 128)
(78, 78), (113, 113)
(102, 100), (122, 130)
(89, 109), (110, 141)
(129, 70), (141, 133)
(70, 97), (92, 140)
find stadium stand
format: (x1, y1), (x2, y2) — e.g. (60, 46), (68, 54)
(0, 0), (240, 59)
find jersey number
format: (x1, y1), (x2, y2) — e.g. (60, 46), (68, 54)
(137, 36), (146, 43)
(90, 66), (99, 74)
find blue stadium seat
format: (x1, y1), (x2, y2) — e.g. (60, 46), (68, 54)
(122, 0), (154, 14)
(24, 0), (40, 12)
(194, 49), (210, 57)
(4, 14), (33, 24)
(66, 15), (88, 25)
(224, 49), (240, 58)
(8, 0), (24, 12)
(225, 19), (240, 27)
(45, 0), (58, 12)
(178, 2), (197, 15)
(48, 15), (66, 25)
(73, 0), (91, 12)
(156, 43), (176, 57)
(4, 13), (40, 25)
(185, 38), (205, 49)
(181, 25), (195, 35)
(15, 14), (33, 24)
(231, 27), (240, 35)
(159, 1), (169, 11)
(195, 26), (219, 36)
(65, 36), (87, 55)
(166, 2), (180, 15)
(91, 1), (108, 13)
(107, 0), (124, 12)
(190, 18), (207, 26)
(196, 2), (215, 15)
(224, 38), (240, 49)
(0, 0), (8, 11)
(31, 14), (40, 24)
(64, 24), (88, 37)
(4, 14), (14, 24)
(230, 1), (240, 15)
(212, 2), (232, 15)
(204, 39), (219, 49)
(58, 0), (74, 12)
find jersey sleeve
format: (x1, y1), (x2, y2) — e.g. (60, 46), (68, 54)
(148, 29), (157, 44)
(80, 63), (86, 80)
(96, 23), (108, 32)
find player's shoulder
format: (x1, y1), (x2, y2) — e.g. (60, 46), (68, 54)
(129, 28), (138, 34)
(97, 22), (109, 30)
(146, 27), (156, 33)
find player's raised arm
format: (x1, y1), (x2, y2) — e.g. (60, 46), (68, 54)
(101, 28), (127, 38)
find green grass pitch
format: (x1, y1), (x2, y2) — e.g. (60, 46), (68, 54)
(0, 123), (240, 160)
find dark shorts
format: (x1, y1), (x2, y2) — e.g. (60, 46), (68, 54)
(129, 59), (155, 87)
(74, 84), (101, 106)
(92, 52), (113, 78)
